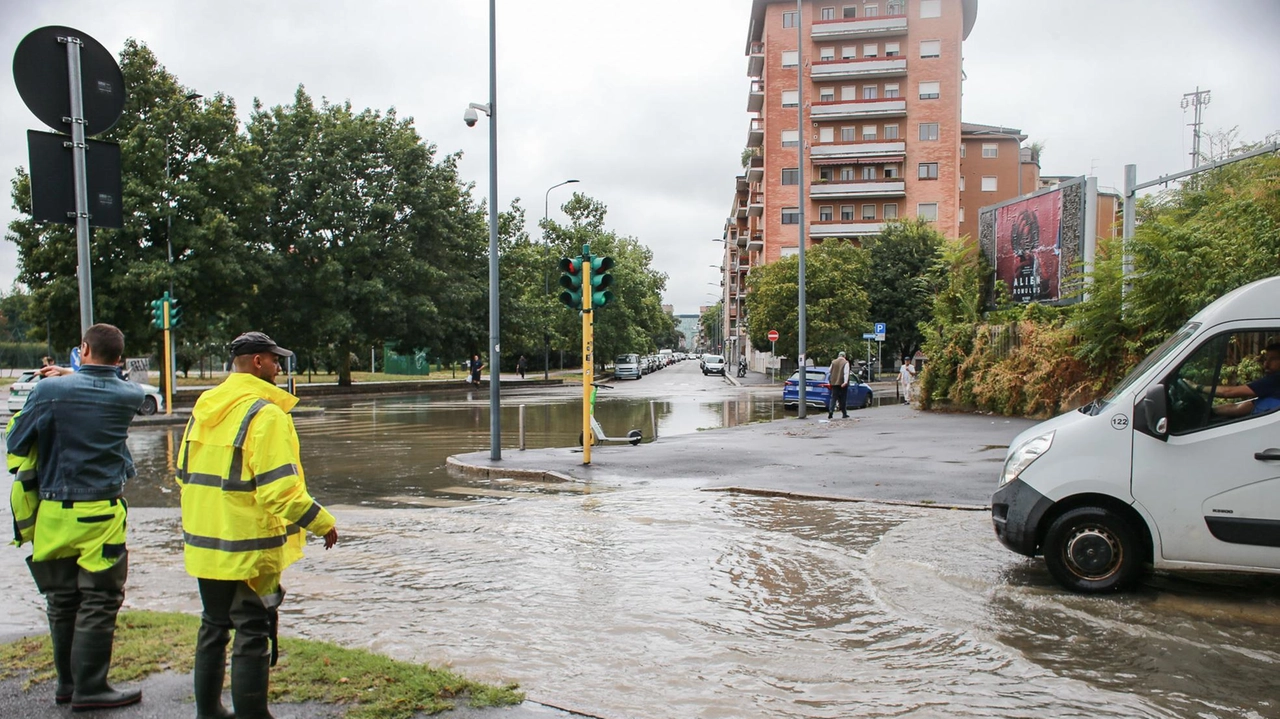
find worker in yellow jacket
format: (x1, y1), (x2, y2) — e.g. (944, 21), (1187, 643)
(176, 332), (337, 719)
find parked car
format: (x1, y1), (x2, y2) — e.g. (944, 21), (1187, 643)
(7, 369), (163, 416)
(782, 367), (873, 410)
(702, 355), (727, 376)
(614, 354), (642, 380)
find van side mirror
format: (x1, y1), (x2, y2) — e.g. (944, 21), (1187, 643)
(1136, 384), (1169, 440)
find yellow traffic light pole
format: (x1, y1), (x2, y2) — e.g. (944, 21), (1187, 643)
(162, 298), (173, 415)
(582, 257), (594, 465)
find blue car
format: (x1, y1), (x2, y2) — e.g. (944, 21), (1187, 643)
(782, 367), (873, 411)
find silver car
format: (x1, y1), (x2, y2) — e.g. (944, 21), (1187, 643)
(702, 355), (727, 376)
(7, 369), (164, 415)
(614, 354), (641, 380)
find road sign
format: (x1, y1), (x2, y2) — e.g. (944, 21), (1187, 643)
(13, 26), (126, 136)
(767, 329), (779, 342)
(862, 333), (877, 339)
(69, 346), (81, 370)
(28, 129), (122, 228)
(874, 322), (886, 335)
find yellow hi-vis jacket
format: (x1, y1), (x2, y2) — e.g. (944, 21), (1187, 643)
(176, 374), (334, 585)
(7, 413), (39, 546)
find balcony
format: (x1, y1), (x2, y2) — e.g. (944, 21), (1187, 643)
(811, 56), (907, 82)
(734, 201), (747, 219)
(747, 42), (763, 78)
(747, 80), (763, 113)
(811, 140), (906, 162)
(810, 180), (906, 199)
(746, 154), (764, 183)
(746, 117), (763, 148)
(811, 98), (906, 121)
(809, 221), (885, 239)
(747, 233), (764, 251)
(748, 191), (763, 217)
(811, 14), (908, 41)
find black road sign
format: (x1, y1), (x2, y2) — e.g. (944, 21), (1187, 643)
(13, 26), (125, 137)
(27, 129), (122, 228)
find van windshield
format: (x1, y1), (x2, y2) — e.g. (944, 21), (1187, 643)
(1095, 322), (1200, 411)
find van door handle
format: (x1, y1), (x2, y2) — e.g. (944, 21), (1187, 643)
(1255, 448), (1280, 461)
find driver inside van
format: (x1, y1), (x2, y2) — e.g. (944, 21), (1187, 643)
(1196, 341), (1280, 418)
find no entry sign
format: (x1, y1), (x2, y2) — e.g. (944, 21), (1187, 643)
(767, 330), (779, 342)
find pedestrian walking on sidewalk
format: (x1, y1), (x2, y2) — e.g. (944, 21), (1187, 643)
(898, 358), (917, 404)
(6, 323), (146, 711)
(176, 331), (339, 719)
(828, 351), (851, 419)
(517, 355), (527, 379)
(469, 354), (484, 387)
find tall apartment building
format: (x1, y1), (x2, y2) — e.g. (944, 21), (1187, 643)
(722, 0), (978, 366)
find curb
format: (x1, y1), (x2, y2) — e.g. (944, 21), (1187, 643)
(701, 486), (989, 512)
(131, 406), (325, 427)
(445, 456), (577, 484)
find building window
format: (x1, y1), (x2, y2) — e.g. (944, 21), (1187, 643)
(821, 6), (836, 20)
(918, 162), (939, 180)
(884, 165), (899, 179)
(819, 167), (835, 182)
(959, 207), (965, 222)
(863, 43), (878, 58)
(819, 205), (833, 221)
(863, 85), (879, 100)
(841, 126), (857, 142)
(782, 90), (799, 107)
(820, 87), (835, 102)
(982, 176), (998, 192)
(819, 126), (834, 142)
(863, 4), (879, 17)
(885, 42), (900, 57)
(887, 1), (905, 15)
(884, 83), (900, 98)
(841, 205), (855, 221)
(959, 175), (965, 191)
(780, 247), (799, 257)
(782, 130), (799, 147)
(820, 46), (835, 61)
(919, 122), (939, 141)
(982, 143), (998, 158)
(884, 203), (898, 219)
(841, 167), (857, 181)
(960, 142), (966, 158)
(783, 11), (799, 27)
(917, 202), (938, 221)
(782, 168), (800, 185)
(920, 0), (941, 18)
(781, 207), (800, 224)
(861, 166), (877, 180)
(920, 40), (941, 58)
(842, 46), (857, 60)
(843, 5), (857, 18)
(918, 81), (940, 99)
(841, 85), (858, 100)
(782, 50), (798, 67)
(862, 125), (877, 141)
(883, 123), (899, 139)
(861, 204), (877, 220)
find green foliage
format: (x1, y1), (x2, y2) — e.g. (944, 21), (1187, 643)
(745, 240), (871, 364)
(859, 218), (945, 361)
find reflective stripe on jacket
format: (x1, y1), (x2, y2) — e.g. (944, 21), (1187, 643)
(7, 413), (38, 546)
(177, 373), (334, 581)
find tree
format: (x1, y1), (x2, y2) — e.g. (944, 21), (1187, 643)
(699, 302), (721, 352)
(859, 218), (946, 362)
(245, 87), (489, 384)
(745, 240), (871, 365)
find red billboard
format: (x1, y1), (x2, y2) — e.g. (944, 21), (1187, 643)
(992, 190), (1062, 304)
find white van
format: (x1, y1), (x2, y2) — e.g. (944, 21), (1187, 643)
(992, 277), (1280, 593)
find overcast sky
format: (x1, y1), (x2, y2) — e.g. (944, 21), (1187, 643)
(2, 0), (1278, 316)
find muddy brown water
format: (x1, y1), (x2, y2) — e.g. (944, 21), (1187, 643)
(3, 390), (1276, 718)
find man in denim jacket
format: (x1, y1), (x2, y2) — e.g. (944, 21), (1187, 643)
(6, 323), (145, 711)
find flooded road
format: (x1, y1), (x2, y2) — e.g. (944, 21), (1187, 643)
(5, 364), (1278, 717)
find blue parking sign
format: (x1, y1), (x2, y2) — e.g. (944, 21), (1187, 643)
(70, 346), (82, 370)
(874, 322), (886, 335)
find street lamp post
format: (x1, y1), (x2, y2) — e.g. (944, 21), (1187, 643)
(462, 0), (502, 461)
(543, 178), (579, 380)
(164, 92), (202, 397)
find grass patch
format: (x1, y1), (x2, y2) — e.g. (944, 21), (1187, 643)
(0, 611), (522, 718)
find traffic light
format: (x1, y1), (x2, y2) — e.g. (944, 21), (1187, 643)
(169, 296), (183, 328)
(558, 256), (583, 310)
(149, 298), (165, 329)
(588, 254), (614, 308)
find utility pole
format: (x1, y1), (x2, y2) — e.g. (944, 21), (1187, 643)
(1181, 87), (1210, 168)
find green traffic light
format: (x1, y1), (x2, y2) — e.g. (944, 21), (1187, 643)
(588, 255), (613, 308)
(558, 256), (584, 310)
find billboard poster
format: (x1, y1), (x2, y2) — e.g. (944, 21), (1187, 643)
(993, 190), (1062, 304)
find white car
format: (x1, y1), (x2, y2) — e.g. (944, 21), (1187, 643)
(702, 355), (727, 376)
(7, 370), (163, 416)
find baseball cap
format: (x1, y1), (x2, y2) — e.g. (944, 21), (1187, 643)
(229, 331), (294, 358)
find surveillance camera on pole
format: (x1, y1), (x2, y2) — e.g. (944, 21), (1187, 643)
(463, 102), (489, 128)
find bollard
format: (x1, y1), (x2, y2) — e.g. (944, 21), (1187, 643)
(650, 400), (658, 440)
(519, 404), (526, 450)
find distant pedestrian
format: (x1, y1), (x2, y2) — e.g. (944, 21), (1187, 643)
(41, 355), (55, 368)
(517, 355), (527, 379)
(898, 358), (917, 404)
(469, 354), (484, 388)
(828, 351), (851, 419)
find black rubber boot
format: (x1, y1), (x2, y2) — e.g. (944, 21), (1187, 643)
(230, 655), (275, 719)
(194, 622), (235, 719)
(26, 556), (80, 704)
(69, 629), (142, 711)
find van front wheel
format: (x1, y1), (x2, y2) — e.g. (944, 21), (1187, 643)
(1042, 507), (1144, 594)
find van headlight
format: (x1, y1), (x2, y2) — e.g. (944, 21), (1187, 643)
(999, 431), (1054, 486)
